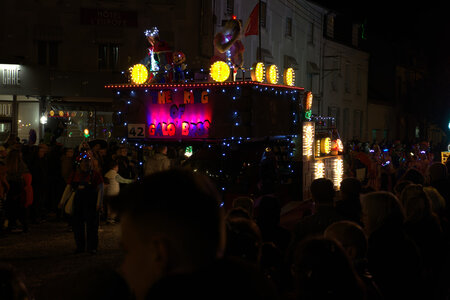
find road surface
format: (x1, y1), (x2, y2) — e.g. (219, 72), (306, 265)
(0, 218), (127, 300)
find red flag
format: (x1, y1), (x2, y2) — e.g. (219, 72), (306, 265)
(244, 2), (259, 36)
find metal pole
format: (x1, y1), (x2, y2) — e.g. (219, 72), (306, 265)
(258, 0), (261, 61)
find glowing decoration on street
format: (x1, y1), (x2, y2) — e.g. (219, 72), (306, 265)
(251, 62), (265, 82)
(283, 68), (295, 86)
(333, 157), (344, 189)
(321, 137), (331, 154)
(314, 160), (325, 179)
(59, 111), (64, 117)
(130, 64), (149, 84)
(303, 122), (314, 158)
(40, 115), (47, 125)
(185, 146), (193, 158)
(304, 91), (313, 111)
(49, 110), (55, 117)
(336, 139), (344, 153)
(266, 64), (279, 84)
(315, 139), (321, 157)
(210, 61), (230, 82)
(83, 128), (90, 138)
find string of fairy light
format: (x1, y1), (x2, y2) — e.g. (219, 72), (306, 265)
(109, 82), (302, 191)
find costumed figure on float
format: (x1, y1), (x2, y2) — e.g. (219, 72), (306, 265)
(171, 51), (187, 83)
(140, 27), (173, 83)
(211, 17), (244, 81)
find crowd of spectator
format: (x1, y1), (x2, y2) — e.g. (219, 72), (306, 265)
(1, 135), (450, 300)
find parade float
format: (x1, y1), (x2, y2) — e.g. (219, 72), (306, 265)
(105, 23), (344, 209)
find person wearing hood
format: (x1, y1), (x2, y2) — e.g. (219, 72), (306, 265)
(144, 145), (171, 176)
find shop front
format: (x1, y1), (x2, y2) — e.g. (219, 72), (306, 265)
(0, 64), (42, 144)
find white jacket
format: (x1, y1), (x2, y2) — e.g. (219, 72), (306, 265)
(104, 169), (133, 197)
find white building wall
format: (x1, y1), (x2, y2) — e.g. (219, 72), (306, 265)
(213, 0), (325, 102)
(322, 39), (369, 142)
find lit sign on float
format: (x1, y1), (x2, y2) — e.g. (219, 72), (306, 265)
(266, 64), (279, 84)
(283, 68), (295, 86)
(303, 122), (314, 158)
(147, 88), (212, 138)
(251, 62), (265, 82)
(333, 157), (344, 189)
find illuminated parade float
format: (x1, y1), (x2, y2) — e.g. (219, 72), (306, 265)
(105, 25), (344, 207)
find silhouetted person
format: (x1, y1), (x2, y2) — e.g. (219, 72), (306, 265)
(232, 196), (255, 219)
(290, 237), (366, 300)
(427, 162), (450, 222)
(0, 263), (31, 300)
(335, 177), (363, 226)
(256, 195), (292, 258)
(224, 216), (262, 265)
(399, 167), (424, 185)
(400, 184), (448, 300)
(361, 191), (423, 300)
(291, 178), (344, 245)
(325, 221), (384, 300)
(112, 168), (279, 300)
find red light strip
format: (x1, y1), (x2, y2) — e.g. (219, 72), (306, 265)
(104, 81), (304, 91)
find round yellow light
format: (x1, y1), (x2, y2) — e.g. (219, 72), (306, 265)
(251, 62), (265, 82)
(130, 64), (149, 84)
(210, 61), (230, 82)
(49, 110), (55, 117)
(283, 68), (295, 86)
(321, 137), (331, 154)
(266, 65), (279, 84)
(59, 110), (64, 117)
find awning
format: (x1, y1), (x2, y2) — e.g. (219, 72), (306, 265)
(307, 61), (320, 74)
(284, 55), (299, 70)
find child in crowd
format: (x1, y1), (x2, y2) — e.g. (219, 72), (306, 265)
(103, 160), (134, 224)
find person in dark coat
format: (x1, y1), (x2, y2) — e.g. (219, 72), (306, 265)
(59, 151), (104, 254)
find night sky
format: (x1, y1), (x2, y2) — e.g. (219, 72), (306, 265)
(314, 0), (450, 131)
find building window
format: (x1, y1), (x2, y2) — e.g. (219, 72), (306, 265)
(285, 17), (292, 37)
(226, 0), (234, 16)
(18, 102), (40, 143)
(344, 62), (351, 93)
(328, 106), (340, 131)
(307, 22), (314, 44)
(261, 1), (267, 28)
(37, 41), (59, 66)
(326, 14), (334, 38)
(343, 107), (349, 140)
(353, 110), (362, 138)
(356, 65), (362, 95)
(307, 73), (313, 92)
(98, 44), (119, 70)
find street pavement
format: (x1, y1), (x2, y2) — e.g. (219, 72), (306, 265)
(0, 217), (126, 300)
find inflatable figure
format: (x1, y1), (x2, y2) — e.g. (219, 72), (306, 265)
(211, 18), (244, 80)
